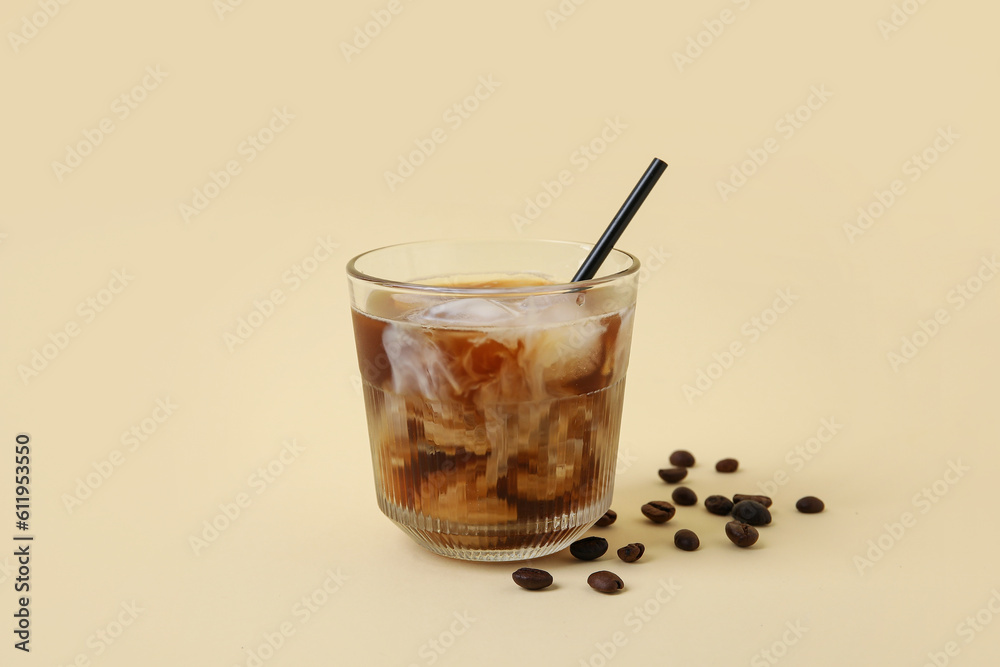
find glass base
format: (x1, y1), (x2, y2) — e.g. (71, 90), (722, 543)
(393, 521), (595, 562)
(380, 498), (606, 562)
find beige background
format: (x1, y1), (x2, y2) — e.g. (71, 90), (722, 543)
(3, 0), (999, 665)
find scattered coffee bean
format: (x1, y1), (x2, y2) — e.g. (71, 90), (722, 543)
(725, 521), (759, 547)
(733, 494), (772, 508)
(641, 501), (676, 524)
(674, 529), (700, 551)
(512, 568), (553, 590)
(587, 570), (625, 593)
(657, 467), (688, 483)
(595, 509), (617, 527)
(732, 500), (772, 526)
(715, 458), (739, 473)
(617, 543), (645, 563)
(796, 496), (825, 514)
(704, 495), (734, 516)
(669, 450), (696, 467)
(569, 536), (609, 560)
(671, 486), (698, 506)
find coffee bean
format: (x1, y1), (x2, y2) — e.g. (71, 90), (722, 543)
(715, 458), (739, 473)
(674, 529), (700, 551)
(595, 509), (617, 527)
(512, 568), (553, 590)
(569, 536), (608, 560)
(587, 570), (624, 593)
(725, 520), (759, 547)
(671, 486), (697, 506)
(732, 500), (772, 526)
(704, 495), (735, 516)
(641, 501), (676, 523)
(733, 494), (772, 508)
(669, 450), (696, 467)
(796, 496), (825, 513)
(617, 543), (645, 563)
(657, 467), (688, 483)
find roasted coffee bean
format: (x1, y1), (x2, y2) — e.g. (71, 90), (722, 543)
(617, 543), (645, 563)
(796, 496), (825, 514)
(641, 501), (676, 523)
(704, 495), (735, 516)
(569, 536), (608, 560)
(669, 450), (696, 467)
(587, 570), (624, 593)
(595, 509), (617, 527)
(732, 500), (772, 526)
(733, 493), (773, 508)
(671, 486), (698, 506)
(674, 529), (700, 551)
(657, 467), (688, 483)
(715, 458), (739, 473)
(512, 568), (553, 590)
(725, 520), (759, 547)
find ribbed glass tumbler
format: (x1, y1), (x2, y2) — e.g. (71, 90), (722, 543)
(347, 240), (639, 561)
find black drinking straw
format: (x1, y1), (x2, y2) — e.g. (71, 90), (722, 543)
(571, 157), (668, 282)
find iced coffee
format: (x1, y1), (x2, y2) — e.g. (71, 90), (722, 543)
(347, 241), (638, 561)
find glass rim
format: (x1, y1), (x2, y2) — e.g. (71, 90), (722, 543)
(346, 239), (640, 296)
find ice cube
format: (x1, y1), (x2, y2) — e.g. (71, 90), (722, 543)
(517, 293), (586, 327)
(529, 315), (611, 396)
(382, 324), (462, 399)
(412, 298), (522, 327)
